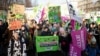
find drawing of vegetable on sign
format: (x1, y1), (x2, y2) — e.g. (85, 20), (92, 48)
(48, 6), (61, 23)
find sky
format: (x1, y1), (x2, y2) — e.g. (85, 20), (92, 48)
(30, 0), (78, 10)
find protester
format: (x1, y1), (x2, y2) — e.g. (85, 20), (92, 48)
(58, 27), (72, 56)
(0, 19), (8, 56)
(85, 36), (100, 56)
(40, 27), (52, 36)
(97, 24), (100, 49)
(8, 30), (27, 56)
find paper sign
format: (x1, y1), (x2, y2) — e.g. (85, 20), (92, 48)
(48, 6), (61, 23)
(13, 4), (25, 15)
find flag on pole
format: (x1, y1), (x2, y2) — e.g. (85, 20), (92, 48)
(66, 0), (82, 23)
(91, 0), (98, 4)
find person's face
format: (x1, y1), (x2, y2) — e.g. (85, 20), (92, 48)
(0, 21), (2, 26)
(44, 28), (48, 31)
(90, 24), (96, 28)
(98, 24), (100, 29)
(46, 21), (49, 24)
(21, 26), (25, 31)
(13, 31), (19, 40)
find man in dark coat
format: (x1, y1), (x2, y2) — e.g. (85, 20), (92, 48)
(0, 19), (8, 56)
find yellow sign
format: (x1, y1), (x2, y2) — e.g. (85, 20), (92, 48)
(12, 4), (25, 15)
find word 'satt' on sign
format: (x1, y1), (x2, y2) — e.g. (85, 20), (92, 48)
(8, 20), (22, 30)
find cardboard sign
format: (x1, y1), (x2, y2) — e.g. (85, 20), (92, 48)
(13, 4), (25, 15)
(8, 20), (22, 30)
(36, 36), (59, 53)
(48, 6), (61, 23)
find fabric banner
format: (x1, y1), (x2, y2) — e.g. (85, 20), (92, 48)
(71, 19), (76, 30)
(70, 44), (81, 56)
(36, 36), (59, 53)
(71, 27), (87, 50)
(61, 16), (69, 22)
(72, 15), (82, 23)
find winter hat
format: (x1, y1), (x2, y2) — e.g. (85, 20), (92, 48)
(91, 36), (96, 44)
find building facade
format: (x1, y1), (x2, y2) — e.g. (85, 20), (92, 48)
(78, 0), (100, 13)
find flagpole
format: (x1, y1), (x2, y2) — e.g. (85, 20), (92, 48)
(91, 0), (98, 22)
(66, 0), (71, 19)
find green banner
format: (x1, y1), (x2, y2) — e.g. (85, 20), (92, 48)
(36, 36), (59, 53)
(48, 6), (61, 23)
(96, 17), (100, 24)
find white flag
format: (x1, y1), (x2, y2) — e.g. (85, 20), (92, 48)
(92, 0), (98, 4)
(72, 15), (82, 23)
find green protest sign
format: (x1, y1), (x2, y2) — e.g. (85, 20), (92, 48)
(36, 36), (59, 53)
(48, 6), (61, 23)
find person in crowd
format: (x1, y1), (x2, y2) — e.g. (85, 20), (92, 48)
(89, 22), (99, 48)
(85, 36), (100, 56)
(97, 24), (100, 49)
(58, 27), (72, 56)
(51, 23), (58, 34)
(8, 30), (27, 56)
(0, 19), (8, 56)
(37, 22), (43, 36)
(0, 20), (8, 43)
(40, 27), (51, 36)
(66, 23), (73, 33)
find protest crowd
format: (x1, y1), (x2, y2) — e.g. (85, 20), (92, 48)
(0, 18), (100, 56)
(0, 0), (100, 56)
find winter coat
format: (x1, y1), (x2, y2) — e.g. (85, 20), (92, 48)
(8, 37), (27, 56)
(85, 45), (100, 56)
(59, 34), (72, 52)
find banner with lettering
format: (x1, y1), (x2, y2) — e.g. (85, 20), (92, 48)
(70, 44), (81, 56)
(71, 27), (87, 50)
(36, 36), (59, 53)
